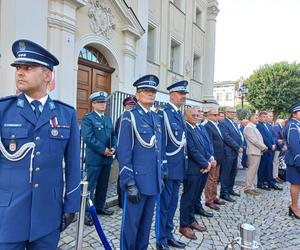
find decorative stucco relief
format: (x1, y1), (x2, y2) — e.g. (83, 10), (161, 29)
(88, 0), (116, 40)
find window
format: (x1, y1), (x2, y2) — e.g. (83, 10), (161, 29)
(170, 39), (181, 73)
(226, 92), (232, 101)
(147, 25), (156, 62)
(195, 8), (202, 27)
(193, 54), (201, 81)
(216, 93), (222, 102)
(79, 46), (109, 66)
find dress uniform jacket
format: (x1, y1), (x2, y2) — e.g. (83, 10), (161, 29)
(284, 119), (300, 168)
(81, 112), (117, 166)
(159, 103), (187, 180)
(0, 94), (80, 242)
(118, 104), (163, 195)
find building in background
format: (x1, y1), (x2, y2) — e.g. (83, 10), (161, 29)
(213, 77), (245, 107)
(0, 0), (219, 119)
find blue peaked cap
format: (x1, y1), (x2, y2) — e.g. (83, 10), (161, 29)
(133, 74), (159, 90)
(167, 80), (189, 93)
(288, 102), (300, 113)
(11, 39), (59, 71)
(89, 91), (108, 102)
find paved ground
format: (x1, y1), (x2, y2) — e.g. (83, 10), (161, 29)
(59, 169), (300, 249)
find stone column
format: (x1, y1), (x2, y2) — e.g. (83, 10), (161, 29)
(202, 0), (219, 105)
(47, 0), (86, 106)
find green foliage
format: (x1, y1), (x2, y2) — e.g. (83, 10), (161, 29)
(246, 61), (300, 118)
(218, 106), (226, 113)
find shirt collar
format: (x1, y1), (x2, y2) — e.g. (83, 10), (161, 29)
(209, 120), (218, 125)
(186, 121), (196, 129)
(94, 111), (105, 117)
(138, 102), (150, 113)
(25, 94), (48, 106)
(169, 102), (179, 112)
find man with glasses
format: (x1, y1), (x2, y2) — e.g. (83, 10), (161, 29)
(156, 80), (188, 250)
(118, 75), (164, 250)
(219, 107), (243, 202)
(204, 109), (226, 210)
(81, 91), (117, 226)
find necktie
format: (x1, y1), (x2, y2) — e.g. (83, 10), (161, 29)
(31, 100), (42, 119)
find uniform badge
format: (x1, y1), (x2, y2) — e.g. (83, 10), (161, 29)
(51, 128), (59, 136)
(19, 41), (26, 51)
(9, 140), (17, 152)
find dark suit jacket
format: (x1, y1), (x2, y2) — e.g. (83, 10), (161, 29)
(186, 123), (210, 175)
(204, 121), (225, 164)
(256, 121), (274, 150)
(219, 118), (242, 157)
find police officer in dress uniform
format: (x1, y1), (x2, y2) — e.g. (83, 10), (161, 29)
(284, 103), (300, 219)
(118, 75), (164, 250)
(156, 81), (188, 250)
(81, 91), (117, 225)
(0, 39), (81, 249)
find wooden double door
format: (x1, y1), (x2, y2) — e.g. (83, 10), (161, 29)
(76, 58), (114, 122)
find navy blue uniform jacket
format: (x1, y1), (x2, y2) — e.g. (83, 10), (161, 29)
(0, 94), (80, 242)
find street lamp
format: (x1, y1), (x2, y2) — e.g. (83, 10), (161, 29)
(238, 83), (249, 109)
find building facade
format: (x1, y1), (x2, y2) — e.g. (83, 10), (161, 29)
(0, 0), (219, 119)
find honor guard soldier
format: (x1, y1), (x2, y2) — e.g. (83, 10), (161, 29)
(0, 39), (81, 249)
(118, 75), (164, 250)
(156, 81), (188, 250)
(284, 103), (300, 219)
(81, 91), (117, 226)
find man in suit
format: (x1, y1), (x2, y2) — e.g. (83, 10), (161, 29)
(0, 39), (80, 249)
(179, 107), (210, 240)
(81, 91), (117, 225)
(256, 112), (282, 191)
(194, 107), (215, 217)
(118, 75), (164, 250)
(219, 107), (243, 202)
(204, 109), (226, 210)
(156, 81), (188, 250)
(243, 114), (268, 195)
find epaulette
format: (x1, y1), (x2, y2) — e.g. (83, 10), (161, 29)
(53, 99), (75, 109)
(0, 95), (17, 102)
(83, 112), (93, 117)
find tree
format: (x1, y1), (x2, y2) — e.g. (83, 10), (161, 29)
(246, 61), (300, 118)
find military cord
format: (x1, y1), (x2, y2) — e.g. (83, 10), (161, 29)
(0, 137), (35, 183)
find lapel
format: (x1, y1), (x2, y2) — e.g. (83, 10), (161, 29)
(167, 103), (181, 123)
(208, 121), (222, 139)
(226, 118), (240, 136)
(35, 96), (57, 130)
(136, 104), (153, 128)
(18, 94), (37, 126)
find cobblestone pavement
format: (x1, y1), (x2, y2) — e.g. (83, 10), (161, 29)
(59, 169), (300, 249)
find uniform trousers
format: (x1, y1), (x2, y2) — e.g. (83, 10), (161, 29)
(245, 155), (261, 190)
(180, 174), (202, 227)
(86, 164), (111, 211)
(158, 179), (180, 245)
(205, 164), (221, 203)
(0, 228), (60, 250)
(121, 194), (156, 250)
(220, 155), (238, 195)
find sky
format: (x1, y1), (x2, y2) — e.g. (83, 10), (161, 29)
(214, 0), (300, 82)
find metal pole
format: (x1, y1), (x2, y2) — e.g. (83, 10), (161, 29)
(75, 181), (89, 250)
(241, 94), (244, 109)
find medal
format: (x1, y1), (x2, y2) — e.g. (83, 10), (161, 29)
(51, 128), (58, 136)
(9, 140), (16, 152)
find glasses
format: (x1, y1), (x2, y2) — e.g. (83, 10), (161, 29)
(227, 111), (236, 114)
(211, 114), (219, 116)
(191, 114), (200, 118)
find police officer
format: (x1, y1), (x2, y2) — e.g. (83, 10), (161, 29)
(0, 39), (81, 249)
(118, 74), (163, 250)
(81, 91), (117, 225)
(156, 81), (188, 250)
(284, 103), (300, 219)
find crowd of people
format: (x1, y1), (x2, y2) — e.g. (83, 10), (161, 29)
(1, 38), (300, 250)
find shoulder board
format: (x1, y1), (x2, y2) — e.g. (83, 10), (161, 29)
(53, 100), (75, 109)
(0, 95), (17, 102)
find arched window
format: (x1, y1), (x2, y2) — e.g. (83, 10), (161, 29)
(79, 46), (109, 66)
